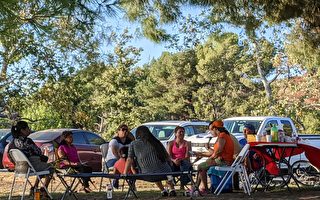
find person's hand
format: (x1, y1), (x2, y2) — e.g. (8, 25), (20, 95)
(173, 158), (181, 166)
(204, 143), (210, 150)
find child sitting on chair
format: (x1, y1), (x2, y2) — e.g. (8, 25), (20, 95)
(112, 146), (136, 189)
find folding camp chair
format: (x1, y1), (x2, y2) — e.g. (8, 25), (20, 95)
(8, 149), (53, 200)
(99, 142), (113, 191)
(213, 144), (251, 195)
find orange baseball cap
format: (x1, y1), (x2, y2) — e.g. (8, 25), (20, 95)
(212, 120), (224, 128)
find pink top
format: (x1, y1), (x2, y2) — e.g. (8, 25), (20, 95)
(58, 144), (80, 168)
(171, 140), (187, 159)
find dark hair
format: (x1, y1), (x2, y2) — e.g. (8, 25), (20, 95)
(11, 121), (29, 138)
(174, 126), (185, 133)
(136, 126), (169, 162)
(119, 146), (129, 159)
(60, 131), (73, 145)
(217, 127), (230, 135)
(174, 126), (185, 139)
(244, 124), (256, 134)
(117, 124), (129, 131)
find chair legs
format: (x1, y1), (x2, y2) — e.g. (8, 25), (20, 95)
(214, 167), (251, 196)
(8, 175), (16, 200)
(36, 175), (53, 199)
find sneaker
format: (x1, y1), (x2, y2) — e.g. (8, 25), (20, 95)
(161, 190), (168, 197)
(199, 189), (209, 196)
(169, 190), (176, 197)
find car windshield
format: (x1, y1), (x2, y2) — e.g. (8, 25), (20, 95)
(145, 125), (176, 141)
(29, 131), (62, 140)
(224, 120), (262, 135)
(0, 129), (10, 139)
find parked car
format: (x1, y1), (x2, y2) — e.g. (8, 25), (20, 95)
(2, 128), (106, 172)
(0, 129), (11, 168)
(0, 129), (10, 139)
(131, 121), (209, 146)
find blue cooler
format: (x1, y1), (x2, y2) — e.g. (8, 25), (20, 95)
(207, 167), (233, 193)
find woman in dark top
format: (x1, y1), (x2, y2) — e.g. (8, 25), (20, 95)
(9, 121), (53, 197)
(124, 126), (176, 197)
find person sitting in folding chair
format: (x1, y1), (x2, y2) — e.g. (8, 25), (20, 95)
(8, 121), (54, 198)
(194, 120), (234, 195)
(167, 126), (192, 190)
(57, 131), (93, 193)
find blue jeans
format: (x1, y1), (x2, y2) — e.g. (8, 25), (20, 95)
(106, 158), (117, 168)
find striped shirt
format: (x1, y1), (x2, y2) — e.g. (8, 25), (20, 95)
(128, 139), (172, 174)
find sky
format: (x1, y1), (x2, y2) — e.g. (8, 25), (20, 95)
(107, 6), (206, 66)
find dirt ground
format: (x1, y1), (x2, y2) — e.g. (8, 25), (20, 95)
(1, 171), (320, 200)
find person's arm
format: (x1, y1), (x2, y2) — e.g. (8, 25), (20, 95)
(124, 157), (133, 175)
(57, 147), (69, 166)
(167, 141), (173, 157)
(210, 137), (226, 159)
(110, 140), (120, 159)
(183, 141), (191, 161)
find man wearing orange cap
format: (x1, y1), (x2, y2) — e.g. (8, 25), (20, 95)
(194, 120), (234, 194)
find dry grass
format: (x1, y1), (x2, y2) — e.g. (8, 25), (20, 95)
(1, 172), (320, 200)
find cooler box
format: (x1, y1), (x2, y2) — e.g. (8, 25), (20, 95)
(207, 166), (233, 193)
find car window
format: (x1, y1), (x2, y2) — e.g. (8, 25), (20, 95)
(264, 120), (278, 131)
(72, 132), (87, 144)
(146, 125), (176, 141)
(280, 120), (293, 137)
(85, 132), (105, 145)
(193, 125), (209, 134)
(224, 120), (262, 134)
(184, 126), (194, 137)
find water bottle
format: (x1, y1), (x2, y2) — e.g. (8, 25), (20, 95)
(34, 188), (40, 200)
(271, 124), (278, 142)
(278, 124), (285, 142)
(106, 184), (113, 199)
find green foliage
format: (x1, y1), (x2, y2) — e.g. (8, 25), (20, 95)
(135, 50), (199, 120)
(21, 101), (70, 131)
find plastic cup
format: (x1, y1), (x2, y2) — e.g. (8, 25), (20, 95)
(255, 135), (261, 142)
(266, 135), (272, 142)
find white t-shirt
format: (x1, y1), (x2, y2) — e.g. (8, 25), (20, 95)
(106, 138), (129, 162)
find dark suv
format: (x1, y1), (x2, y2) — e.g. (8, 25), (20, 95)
(2, 129), (106, 172)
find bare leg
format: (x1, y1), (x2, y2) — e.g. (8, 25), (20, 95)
(155, 181), (165, 191)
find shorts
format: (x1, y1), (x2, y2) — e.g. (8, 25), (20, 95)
(198, 157), (227, 171)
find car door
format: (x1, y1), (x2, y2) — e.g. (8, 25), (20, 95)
(71, 131), (97, 171)
(84, 132), (106, 171)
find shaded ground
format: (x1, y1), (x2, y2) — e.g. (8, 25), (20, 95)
(1, 172), (320, 200)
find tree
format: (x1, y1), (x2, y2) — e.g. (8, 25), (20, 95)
(90, 30), (142, 138)
(0, 0), (120, 113)
(194, 32), (263, 119)
(135, 50), (199, 120)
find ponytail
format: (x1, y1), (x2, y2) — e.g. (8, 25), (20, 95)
(11, 121), (29, 138)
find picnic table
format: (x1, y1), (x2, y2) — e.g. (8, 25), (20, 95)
(57, 170), (198, 200)
(249, 142), (303, 191)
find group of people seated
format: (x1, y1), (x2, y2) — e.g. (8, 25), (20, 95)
(8, 119), (253, 198)
(106, 124), (193, 197)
